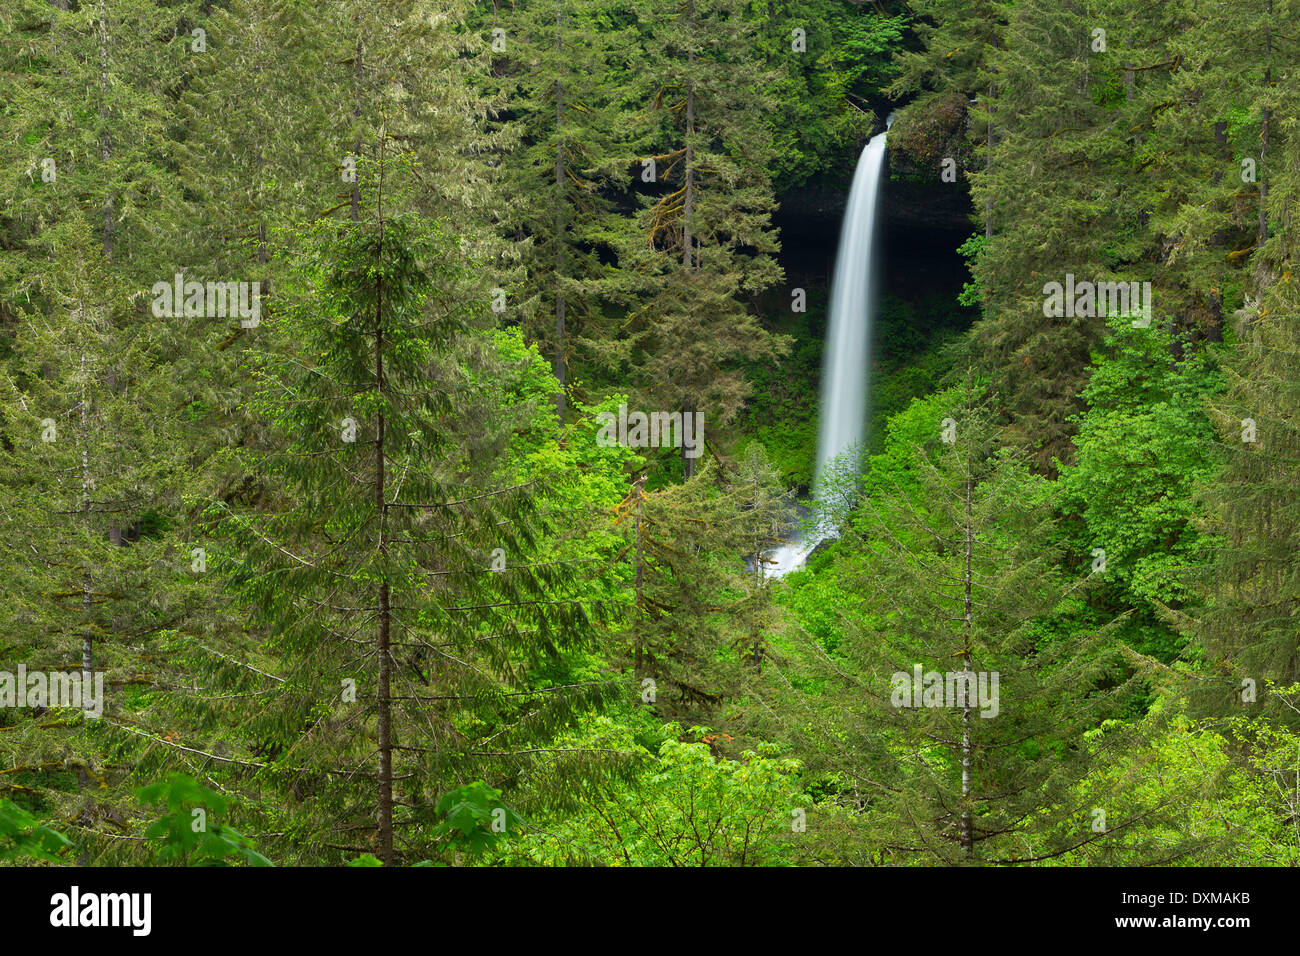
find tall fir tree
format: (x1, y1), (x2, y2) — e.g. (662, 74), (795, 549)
(492, 0), (636, 424)
(0, 0), (208, 847)
(761, 385), (1134, 862)
(1192, 31), (1300, 715)
(199, 166), (619, 865)
(619, 446), (786, 727)
(616, 0), (790, 479)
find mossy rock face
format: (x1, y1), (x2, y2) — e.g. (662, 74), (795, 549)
(876, 93), (978, 234)
(888, 92), (977, 180)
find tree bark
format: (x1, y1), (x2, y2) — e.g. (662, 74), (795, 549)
(984, 81), (994, 240)
(553, 4), (567, 424)
(351, 34), (363, 222)
(679, 3), (699, 479)
(632, 476), (645, 671)
(80, 354), (94, 687)
(374, 211), (394, 866)
(681, 400), (696, 479)
(98, 0), (112, 259)
(1258, 2), (1271, 248)
(960, 475), (975, 858)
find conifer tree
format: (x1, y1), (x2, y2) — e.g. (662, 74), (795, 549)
(618, 0), (791, 478)
(620, 447), (786, 726)
(765, 386), (1132, 862)
(964, 0), (1157, 470)
(889, 0), (1002, 139)
(1136, 0), (1295, 347)
(0, 1), (207, 845)
(0, 211), (201, 848)
(888, 0), (1003, 244)
(166, 0), (322, 306)
(201, 166), (618, 865)
(747, 0), (901, 187)
(493, 0), (635, 424)
(1192, 53), (1300, 714)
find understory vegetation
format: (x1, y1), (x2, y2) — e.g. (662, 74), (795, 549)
(1, 0), (1299, 867)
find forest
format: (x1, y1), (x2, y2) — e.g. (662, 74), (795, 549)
(0, 0), (1298, 873)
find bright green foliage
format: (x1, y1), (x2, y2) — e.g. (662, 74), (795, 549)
(1061, 692), (1300, 866)
(432, 782), (525, 856)
(0, 799), (72, 863)
(1058, 317), (1219, 659)
(766, 383), (1134, 863)
(137, 774), (272, 867)
(502, 717), (810, 866)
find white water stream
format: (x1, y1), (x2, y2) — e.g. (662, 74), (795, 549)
(765, 118), (890, 576)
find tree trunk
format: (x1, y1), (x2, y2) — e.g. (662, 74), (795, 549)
(351, 35), (363, 222)
(960, 476), (975, 858)
(98, 0), (112, 259)
(553, 4), (567, 424)
(681, 47), (695, 479)
(682, 401), (698, 480)
(632, 476), (645, 671)
(984, 81), (994, 240)
(683, 97), (694, 267)
(1258, 3), (1271, 248)
(255, 13), (268, 279)
(679, 3), (699, 480)
(374, 225), (394, 866)
(80, 354), (94, 687)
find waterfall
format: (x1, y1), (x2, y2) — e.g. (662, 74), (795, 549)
(766, 118), (890, 576)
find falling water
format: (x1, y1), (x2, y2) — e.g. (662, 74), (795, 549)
(766, 118), (890, 576)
